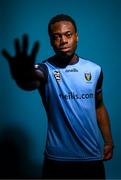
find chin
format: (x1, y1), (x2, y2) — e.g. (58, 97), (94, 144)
(57, 52), (74, 59)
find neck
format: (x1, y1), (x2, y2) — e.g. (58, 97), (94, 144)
(54, 54), (78, 67)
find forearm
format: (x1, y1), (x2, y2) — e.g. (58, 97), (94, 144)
(96, 103), (114, 160)
(96, 104), (113, 145)
(15, 77), (40, 91)
(11, 66), (40, 90)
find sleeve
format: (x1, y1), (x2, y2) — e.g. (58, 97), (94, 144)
(96, 69), (103, 94)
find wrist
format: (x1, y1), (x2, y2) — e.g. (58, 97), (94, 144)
(104, 141), (114, 148)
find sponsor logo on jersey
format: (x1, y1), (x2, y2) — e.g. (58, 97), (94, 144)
(84, 72), (92, 81)
(65, 68), (78, 72)
(59, 92), (94, 100)
(53, 71), (61, 81)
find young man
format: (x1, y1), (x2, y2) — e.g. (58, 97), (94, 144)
(2, 14), (114, 179)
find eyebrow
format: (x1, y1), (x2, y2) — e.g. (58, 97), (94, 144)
(52, 30), (74, 35)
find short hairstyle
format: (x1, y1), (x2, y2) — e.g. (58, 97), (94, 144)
(48, 14), (77, 35)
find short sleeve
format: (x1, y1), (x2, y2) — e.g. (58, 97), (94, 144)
(96, 69), (103, 94)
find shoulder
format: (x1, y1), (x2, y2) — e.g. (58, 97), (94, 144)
(34, 56), (56, 80)
(79, 57), (102, 73)
(80, 57), (101, 68)
(34, 61), (49, 81)
(34, 62), (48, 73)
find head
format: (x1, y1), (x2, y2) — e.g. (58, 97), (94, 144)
(48, 14), (78, 59)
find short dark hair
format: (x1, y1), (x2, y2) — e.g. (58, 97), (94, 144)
(48, 14), (77, 35)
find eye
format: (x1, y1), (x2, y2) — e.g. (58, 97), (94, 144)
(51, 34), (61, 41)
(65, 32), (72, 38)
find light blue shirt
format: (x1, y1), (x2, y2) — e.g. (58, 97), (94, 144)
(40, 57), (103, 161)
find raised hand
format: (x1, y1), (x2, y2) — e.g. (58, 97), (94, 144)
(2, 34), (40, 79)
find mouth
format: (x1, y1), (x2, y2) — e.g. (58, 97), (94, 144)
(59, 47), (71, 52)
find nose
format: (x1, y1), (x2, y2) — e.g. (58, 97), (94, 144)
(60, 35), (68, 44)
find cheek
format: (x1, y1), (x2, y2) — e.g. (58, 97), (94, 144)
(51, 40), (60, 48)
(70, 39), (77, 49)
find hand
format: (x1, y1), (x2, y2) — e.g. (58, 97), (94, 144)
(2, 34), (40, 79)
(103, 143), (114, 161)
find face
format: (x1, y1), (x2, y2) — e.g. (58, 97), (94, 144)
(49, 21), (78, 58)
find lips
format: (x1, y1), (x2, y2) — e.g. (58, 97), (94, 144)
(59, 47), (71, 52)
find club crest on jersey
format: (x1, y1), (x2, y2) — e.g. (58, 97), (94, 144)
(53, 71), (61, 81)
(84, 72), (92, 81)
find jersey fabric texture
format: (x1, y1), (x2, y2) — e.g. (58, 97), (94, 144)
(36, 57), (103, 161)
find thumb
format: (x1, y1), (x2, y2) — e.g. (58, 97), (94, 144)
(2, 49), (12, 61)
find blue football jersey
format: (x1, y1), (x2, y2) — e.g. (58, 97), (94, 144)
(37, 57), (103, 161)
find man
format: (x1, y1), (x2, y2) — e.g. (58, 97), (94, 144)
(2, 14), (114, 179)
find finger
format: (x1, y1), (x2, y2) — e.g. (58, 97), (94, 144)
(2, 49), (12, 61)
(14, 38), (21, 55)
(22, 34), (28, 54)
(103, 148), (113, 160)
(30, 41), (40, 64)
(103, 153), (112, 160)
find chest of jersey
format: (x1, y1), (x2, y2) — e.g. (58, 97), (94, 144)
(47, 60), (99, 100)
(43, 58), (102, 161)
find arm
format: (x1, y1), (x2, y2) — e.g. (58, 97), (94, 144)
(13, 64), (47, 90)
(96, 92), (114, 160)
(2, 34), (46, 90)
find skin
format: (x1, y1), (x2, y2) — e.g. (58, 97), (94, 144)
(96, 93), (114, 160)
(49, 21), (78, 62)
(2, 20), (114, 160)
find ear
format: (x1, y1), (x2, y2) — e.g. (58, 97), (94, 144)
(76, 33), (79, 42)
